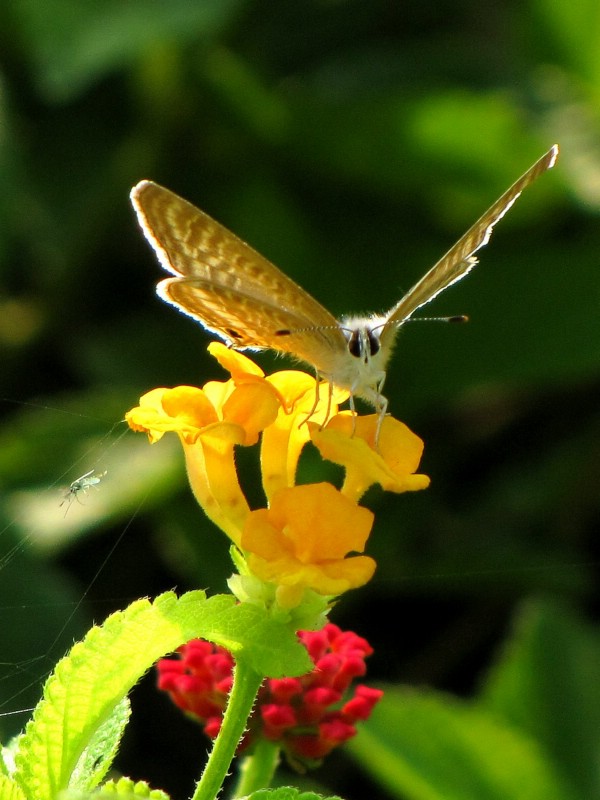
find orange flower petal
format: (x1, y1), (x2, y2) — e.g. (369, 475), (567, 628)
(208, 341), (265, 380)
(183, 437), (249, 545)
(267, 483), (372, 560)
(125, 386), (219, 444)
(241, 484), (375, 600)
(261, 373), (346, 501)
(222, 383), (281, 445)
(311, 414), (430, 502)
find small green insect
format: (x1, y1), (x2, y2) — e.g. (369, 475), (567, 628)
(61, 469), (106, 513)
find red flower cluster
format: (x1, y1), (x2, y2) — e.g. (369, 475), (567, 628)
(156, 623), (383, 766)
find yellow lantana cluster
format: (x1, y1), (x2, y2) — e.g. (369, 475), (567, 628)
(125, 343), (429, 609)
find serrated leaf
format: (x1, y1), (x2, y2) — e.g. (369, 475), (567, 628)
(63, 775), (170, 799)
(0, 774), (25, 800)
(245, 789), (343, 800)
(69, 698), (130, 792)
(13, 591), (310, 800)
(158, 592), (312, 678)
(348, 686), (574, 800)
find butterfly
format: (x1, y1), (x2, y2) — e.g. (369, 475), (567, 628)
(130, 145), (558, 432)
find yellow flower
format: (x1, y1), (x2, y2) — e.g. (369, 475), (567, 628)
(125, 386), (217, 444)
(310, 413), (430, 503)
(241, 483), (375, 608)
(126, 343), (430, 608)
(125, 346), (282, 544)
(261, 372), (347, 501)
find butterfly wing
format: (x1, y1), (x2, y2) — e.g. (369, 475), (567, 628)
(130, 181), (348, 374)
(380, 145), (559, 345)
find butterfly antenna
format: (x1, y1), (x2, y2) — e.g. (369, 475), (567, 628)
(275, 324), (341, 336)
(406, 314), (469, 324)
(372, 314), (469, 335)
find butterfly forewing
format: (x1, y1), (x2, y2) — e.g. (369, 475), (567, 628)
(130, 180), (348, 373)
(381, 145), (559, 340)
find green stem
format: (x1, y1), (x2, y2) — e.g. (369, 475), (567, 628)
(191, 660), (264, 800)
(231, 739), (281, 798)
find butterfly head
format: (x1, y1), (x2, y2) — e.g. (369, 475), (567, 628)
(325, 314), (398, 408)
(339, 314), (397, 361)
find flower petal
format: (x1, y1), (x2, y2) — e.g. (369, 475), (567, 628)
(125, 386), (218, 444)
(311, 414), (430, 502)
(208, 341), (265, 380)
(241, 483), (375, 601)
(261, 373), (345, 501)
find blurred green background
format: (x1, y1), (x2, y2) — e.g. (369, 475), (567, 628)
(0, 1), (599, 798)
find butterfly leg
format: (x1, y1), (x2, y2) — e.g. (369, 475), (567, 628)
(374, 375), (389, 448)
(298, 373), (333, 430)
(374, 396), (388, 448)
(323, 379), (334, 430)
(348, 392), (358, 437)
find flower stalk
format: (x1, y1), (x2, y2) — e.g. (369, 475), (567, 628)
(231, 739), (281, 797)
(191, 659), (264, 800)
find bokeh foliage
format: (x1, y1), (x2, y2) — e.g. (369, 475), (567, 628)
(0, 1), (599, 798)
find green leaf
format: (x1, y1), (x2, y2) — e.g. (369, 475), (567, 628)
(13, 592), (310, 800)
(529, 0), (600, 83)
(348, 686), (573, 800)
(69, 698), (130, 793)
(481, 599), (600, 799)
(64, 776), (170, 799)
(0, 775), (25, 800)
(247, 790), (343, 800)
(164, 592), (312, 677)
(9, 0), (244, 101)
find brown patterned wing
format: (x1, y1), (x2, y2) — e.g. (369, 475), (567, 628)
(130, 181), (348, 374)
(380, 145), (559, 343)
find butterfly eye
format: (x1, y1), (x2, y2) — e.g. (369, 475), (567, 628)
(347, 329), (363, 359)
(347, 328), (381, 361)
(367, 329), (380, 356)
